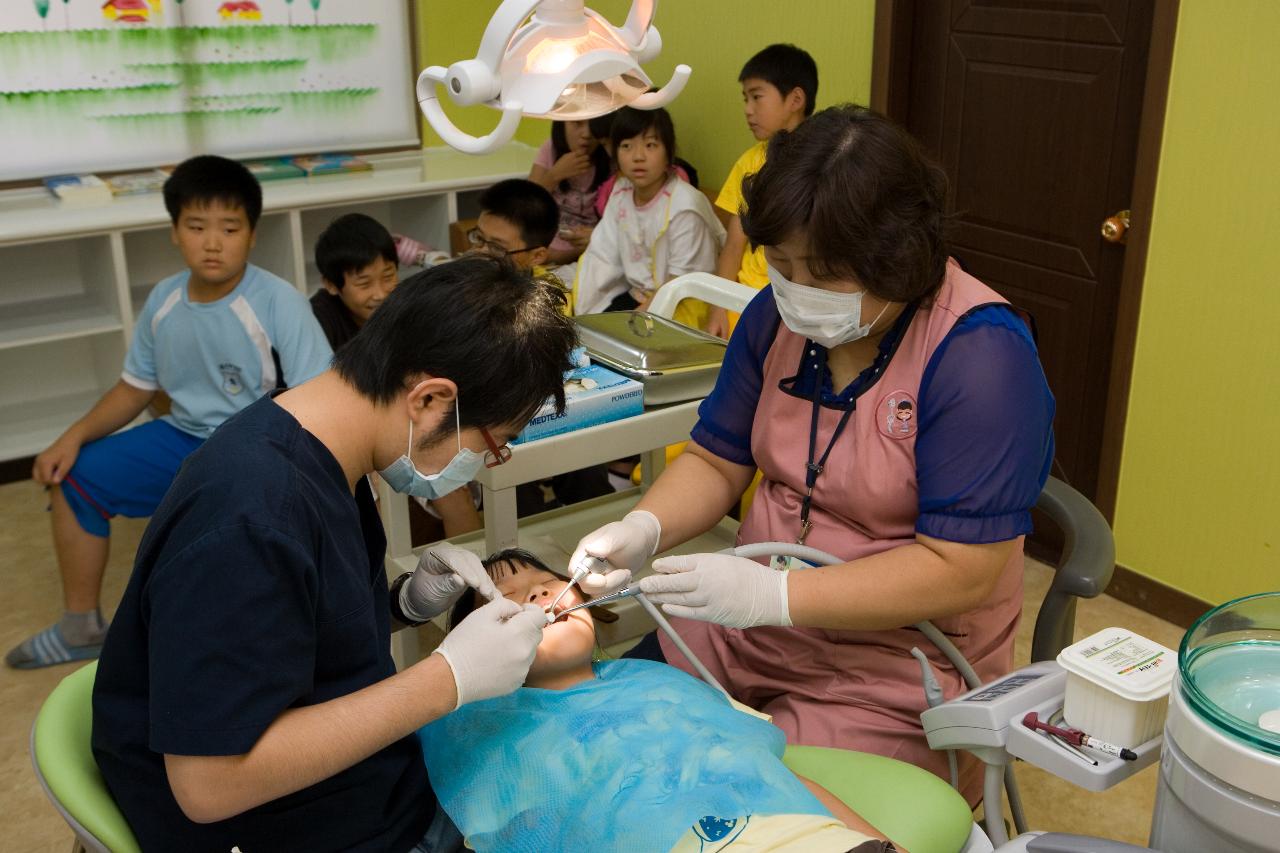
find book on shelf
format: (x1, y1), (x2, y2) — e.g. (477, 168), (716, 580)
(105, 169), (169, 197)
(43, 174), (112, 207)
(242, 158), (306, 182)
(290, 153), (373, 176)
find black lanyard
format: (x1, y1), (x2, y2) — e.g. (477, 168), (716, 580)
(798, 349), (856, 545)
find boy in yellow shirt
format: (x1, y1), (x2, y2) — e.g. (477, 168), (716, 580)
(706, 44), (819, 338)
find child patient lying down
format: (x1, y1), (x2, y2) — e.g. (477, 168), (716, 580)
(418, 549), (905, 853)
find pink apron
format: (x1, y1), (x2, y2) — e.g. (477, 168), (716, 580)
(658, 261), (1025, 804)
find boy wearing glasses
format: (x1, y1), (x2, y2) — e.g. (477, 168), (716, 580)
(468, 179), (566, 296)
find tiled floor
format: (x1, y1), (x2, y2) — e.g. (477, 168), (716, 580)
(0, 478), (1185, 851)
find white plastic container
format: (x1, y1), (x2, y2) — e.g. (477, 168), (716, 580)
(1057, 627), (1176, 746)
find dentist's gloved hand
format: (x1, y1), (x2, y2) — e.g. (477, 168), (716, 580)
(637, 553), (793, 629)
(434, 597), (545, 709)
(400, 544), (500, 622)
(570, 510), (662, 596)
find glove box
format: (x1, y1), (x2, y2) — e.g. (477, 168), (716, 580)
(573, 312), (727, 405)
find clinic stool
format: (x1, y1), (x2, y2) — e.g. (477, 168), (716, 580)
(31, 661), (140, 853)
(783, 745), (973, 853)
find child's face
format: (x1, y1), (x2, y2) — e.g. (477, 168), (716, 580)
(741, 77), (803, 140)
(171, 200), (255, 289)
(616, 128), (669, 194)
(473, 212), (543, 270)
(492, 563), (596, 680)
(324, 256), (398, 326)
(563, 119), (598, 154)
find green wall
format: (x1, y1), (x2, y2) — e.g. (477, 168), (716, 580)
(1111, 1), (1280, 604)
(416, 0), (875, 190)
(416, 1), (1278, 606)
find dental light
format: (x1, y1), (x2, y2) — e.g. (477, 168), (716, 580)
(416, 0), (691, 154)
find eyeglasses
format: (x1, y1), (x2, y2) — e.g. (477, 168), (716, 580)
(480, 427), (513, 469)
(466, 227), (535, 258)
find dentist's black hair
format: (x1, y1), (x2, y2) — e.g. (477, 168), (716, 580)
(332, 256), (576, 435)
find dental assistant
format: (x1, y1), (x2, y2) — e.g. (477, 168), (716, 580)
(572, 106), (1055, 802)
(91, 258), (577, 852)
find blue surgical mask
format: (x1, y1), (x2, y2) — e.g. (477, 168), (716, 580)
(379, 404), (483, 500)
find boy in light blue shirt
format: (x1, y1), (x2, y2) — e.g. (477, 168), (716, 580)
(7, 155), (332, 670)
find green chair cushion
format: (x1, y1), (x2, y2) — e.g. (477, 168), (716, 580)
(783, 744), (973, 853)
(33, 661), (140, 853)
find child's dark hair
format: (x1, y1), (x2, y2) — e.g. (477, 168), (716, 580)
(551, 120), (612, 193)
(332, 256), (575, 434)
(479, 179), (560, 250)
(162, 155), (263, 229)
(739, 43), (819, 117)
(315, 213), (397, 289)
(447, 548), (620, 629)
(740, 104), (949, 303)
(609, 106), (676, 169)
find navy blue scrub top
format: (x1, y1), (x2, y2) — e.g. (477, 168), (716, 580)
(92, 395), (433, 853)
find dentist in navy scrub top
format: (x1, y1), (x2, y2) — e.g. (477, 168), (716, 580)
(90, 258), (581, 852)
(569, 106), (1056, 803)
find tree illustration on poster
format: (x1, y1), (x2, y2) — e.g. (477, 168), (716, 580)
(61, 0), (70, 28)
(34, 0), (50, 30)
(285, 0), (294, 25)
(310, 0), (320, 26)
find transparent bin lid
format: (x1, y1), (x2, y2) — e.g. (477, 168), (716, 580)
(574, 312), (726, 374)
(1180, 591), (1280, 755)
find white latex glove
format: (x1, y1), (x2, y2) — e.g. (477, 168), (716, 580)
(569, 510), (661, 596)
(434, 597), (545, 709)
(636, 553), (792, 629)
(400, 543), (499, 622)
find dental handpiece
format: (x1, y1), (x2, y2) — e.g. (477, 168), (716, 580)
(554, 586), (641, 618)
(544, 554), (614, 623)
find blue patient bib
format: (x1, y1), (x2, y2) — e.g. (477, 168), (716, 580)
(418, 659), (829, 852)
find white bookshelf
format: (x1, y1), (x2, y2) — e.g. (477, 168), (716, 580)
(0, 144), (535, 462)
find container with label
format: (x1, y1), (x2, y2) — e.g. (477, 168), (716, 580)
(1057, 627), (1176, 746)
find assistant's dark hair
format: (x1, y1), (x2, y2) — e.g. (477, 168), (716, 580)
(479, 179), (560, 250)
(740, 104), (950, 303)
(609, 106), (676, 169)
(332, 256), (576, 430)
(162, 154), (263, 229)
(739, 43), (819, 116)
(314, 213), (397, 289)
(551, 120), (612, 193)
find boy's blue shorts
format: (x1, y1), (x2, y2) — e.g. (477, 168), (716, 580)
(60, 419), (203, 537)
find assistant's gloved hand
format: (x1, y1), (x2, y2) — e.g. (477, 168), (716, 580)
(434, 598), (545, 709)
(400, 544), (500, 623)
(637, 553), (792, 629)
(570, 510), (661, 596)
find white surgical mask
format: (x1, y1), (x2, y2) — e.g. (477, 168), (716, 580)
(767, 263), (890, 348)
(378, 404), (483, 500)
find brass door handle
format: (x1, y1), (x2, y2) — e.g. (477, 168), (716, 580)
(1101, 209), (1131, 243)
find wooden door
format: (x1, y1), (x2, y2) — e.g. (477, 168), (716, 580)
(885, 0), (1155, 501)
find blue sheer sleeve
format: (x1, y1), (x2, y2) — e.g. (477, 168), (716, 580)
(689, 287), (781, 466)
(915, 305), (1055, 543)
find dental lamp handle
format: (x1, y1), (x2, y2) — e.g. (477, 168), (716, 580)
(629, 63), (692, 110)
(417, 68), (525, 155)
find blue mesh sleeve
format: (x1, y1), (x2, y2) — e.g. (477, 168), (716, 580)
(689, 287), (781, 466)
(915, 305), (1055, 543)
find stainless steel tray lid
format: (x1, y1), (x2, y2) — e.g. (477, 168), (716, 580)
(574, 312), (727, 372)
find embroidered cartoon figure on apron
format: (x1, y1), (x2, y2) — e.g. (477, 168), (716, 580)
(879, 392), (917, 438)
